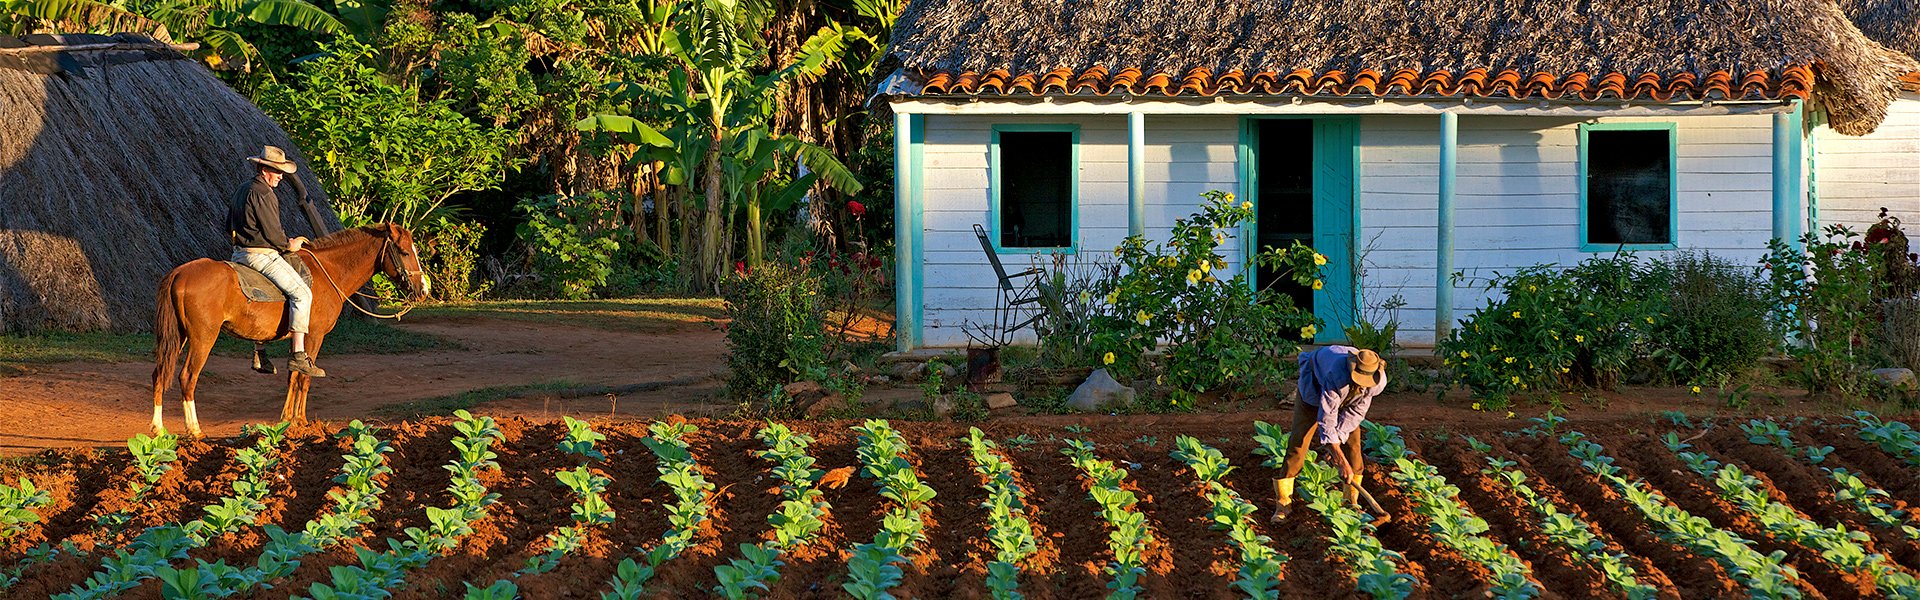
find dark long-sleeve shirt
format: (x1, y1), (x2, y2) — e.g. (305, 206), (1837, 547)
(228, 178), (290, 252)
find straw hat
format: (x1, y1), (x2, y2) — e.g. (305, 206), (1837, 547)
(247, 146), (297, 174)
(1349, 349), (1384, 389)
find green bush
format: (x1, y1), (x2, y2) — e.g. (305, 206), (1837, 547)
(516, 193), (626, 300)
(722, 263), (827, 403)
(1438, 255), (1655, 407)
(1644, 252), (1776, 386)
(1091, 190), (1321, 410)
(1032, 253), (1113, 369)
(1763, 226), (1879, 395)
(422, 218), (491, 302)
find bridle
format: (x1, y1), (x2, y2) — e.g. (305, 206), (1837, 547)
(299, 235), (423, 320)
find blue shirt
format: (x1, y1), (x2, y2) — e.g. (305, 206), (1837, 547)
(1297, 345), (1386, 445)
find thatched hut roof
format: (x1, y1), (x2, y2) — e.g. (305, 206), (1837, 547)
(0, 33), (338, 333)
(880, 0), (1920, 135)
(1836, 0), (1920, 92)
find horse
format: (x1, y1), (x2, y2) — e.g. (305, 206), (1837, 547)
(151, 223), (428, 438)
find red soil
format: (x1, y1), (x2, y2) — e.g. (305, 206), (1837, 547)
(5, 415), (1920, 599)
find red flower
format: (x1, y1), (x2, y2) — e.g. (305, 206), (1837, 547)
(847, 200), (866, 217)
(734, 261), (747, 275)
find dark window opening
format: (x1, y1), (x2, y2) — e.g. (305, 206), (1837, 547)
(1256, 119), (1314, 312)
(1586, 128), (1674, 246)
(998, 130), (1073, 248)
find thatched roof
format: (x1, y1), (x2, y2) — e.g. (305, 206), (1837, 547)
(881, 0), (1920, 135)
(0, 33), (338, 333)
(1836, 0), (1920, 92)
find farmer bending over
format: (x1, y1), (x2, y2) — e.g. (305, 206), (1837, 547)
(227, 146), (325, 377)
(1270, 345), (1386, 523)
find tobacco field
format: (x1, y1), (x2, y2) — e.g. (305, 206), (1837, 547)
(2, 410), (1919, 599)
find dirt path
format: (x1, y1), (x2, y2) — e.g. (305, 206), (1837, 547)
(0, 314), (730, 454)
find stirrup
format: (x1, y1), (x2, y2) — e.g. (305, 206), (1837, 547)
(251, 345), (276, 375)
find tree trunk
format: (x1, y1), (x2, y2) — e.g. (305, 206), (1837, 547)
(746, 184), (763, 268)
(630, 161), (650, 247)
(697, 142), (725, 289)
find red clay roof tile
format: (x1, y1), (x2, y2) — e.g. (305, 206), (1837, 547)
(910, 66), (1816, 103)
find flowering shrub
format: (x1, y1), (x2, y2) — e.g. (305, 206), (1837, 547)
(1091, 191), (1322, 409)
(1438, 255), (1654, 407)
(1861, 208), (1920, 300)
(1643, 252), (1776, 386)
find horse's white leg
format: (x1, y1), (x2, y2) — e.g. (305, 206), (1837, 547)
(184, 400), (202, 440)
(151, 401), (165, 434)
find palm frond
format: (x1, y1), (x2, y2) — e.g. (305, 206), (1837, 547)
(787, 138), (861, 194)
(244, 0), (343, 34)
(4, 0), (168, 37)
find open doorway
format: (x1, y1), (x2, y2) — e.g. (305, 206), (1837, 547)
(1255, 119), (1315, 311)
(1247, 117), (1357, 342)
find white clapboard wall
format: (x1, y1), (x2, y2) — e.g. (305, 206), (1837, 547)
(916, 112), (1781, 349)
(1814, 95), (1920, 233)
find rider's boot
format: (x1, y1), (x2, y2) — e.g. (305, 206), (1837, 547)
(289, 351), (327, 377)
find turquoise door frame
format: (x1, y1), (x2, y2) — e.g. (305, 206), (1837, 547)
(1238, 116), (1361, 343)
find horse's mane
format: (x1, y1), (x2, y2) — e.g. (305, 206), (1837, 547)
(306, 225), (385, 250)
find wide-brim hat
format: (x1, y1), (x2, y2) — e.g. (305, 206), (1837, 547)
(247, 145), (297, 174)
(1349, 349), (1385, 389)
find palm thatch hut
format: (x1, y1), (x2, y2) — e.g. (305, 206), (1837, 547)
(1817, 0), (1920, 228)
(0, 33), (336, 333)
(871, 0), (1920, 350)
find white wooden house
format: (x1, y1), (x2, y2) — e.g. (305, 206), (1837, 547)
(874, 0), (1920, 350)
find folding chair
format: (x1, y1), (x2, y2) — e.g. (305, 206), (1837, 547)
(973, 223), (1048, 337)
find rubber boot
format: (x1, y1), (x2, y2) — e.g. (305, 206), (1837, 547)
(1270, 477), (1295, 523)
(289, 351), (327, 378)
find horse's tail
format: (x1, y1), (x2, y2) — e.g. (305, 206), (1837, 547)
(152, 269), (186, 396)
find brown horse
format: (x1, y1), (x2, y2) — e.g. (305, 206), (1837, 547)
(151, 223), (428, 438)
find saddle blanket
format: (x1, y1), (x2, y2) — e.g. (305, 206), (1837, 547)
(223, 255), (314, 303)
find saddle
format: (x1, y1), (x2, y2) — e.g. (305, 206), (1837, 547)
(223, 255), (315, 303)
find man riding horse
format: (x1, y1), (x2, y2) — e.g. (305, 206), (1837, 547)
(227, 146), (325, 378)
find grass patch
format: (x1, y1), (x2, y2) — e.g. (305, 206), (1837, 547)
(410, 297), (725, 332)
(0, 318), (458, 375)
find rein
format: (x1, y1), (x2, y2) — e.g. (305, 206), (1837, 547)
(298, 240), (417, 320)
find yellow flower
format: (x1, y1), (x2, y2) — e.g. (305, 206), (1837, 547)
(1527, 285), (1537, 292)
(1521, 383), (1528, 390)
(1506, 411), (1516, 419)
(1472, 402), (1482, 410)
(1574, 334), (1584, 343)
(1186, 269), (1203, 284)
(1560, 366), (1570, 373)
(1135, 310), (1151, 325)
(1505, 357), (1516, 364)
(1214, 259), (1228, 270)
(1491, 345), (1500, 352)
(1459, 350), (1470, 358)
(1078, 291), (1092, 304)
(1512, 311), (1522, 319)
(1301, 324), (1318, 337)
(1204, 275), (1218, 283)
(1199, 259), (1212, 274)
(1690, 385), (1702, 394)
(1155, 375), (1164, 385)
(1510, 375), (1521, 385)
(1103, 352), (1116, 365)
(1107, 291), (1120, 304)
(1312, 280), (1324, 290)
(1224, 192), (1236, 202)
(1214, 233), (1225, 244)
(1241, 201), (1252, 210)
(1645, 316), (1655, 324)
(1314, 253), (1328, 266)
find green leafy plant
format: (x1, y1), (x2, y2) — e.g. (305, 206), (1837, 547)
(1853, 412), (1920, 468)
(1551, 428), (1802, 598)
(599, 419), (712, 600)
(1252, 421), (1412, 599)
(840, 420), (934, 599)
(1641, 252), (1776, 386)
(1091, 190), (1322, 409)
(1762, 227), (1880, 396)
(519, 417), (614, 576)
(723, 262), (828, 404)
(516, 192), (628, 300)
(0, 477), (51, 541)
(1438, 255), (1655, 407)
(1170, 436), (1286, 599)
(842, 543), (905, 600)
(1663, 432), (1916, 597)
(964, 428), (1040, 600)
(1062, 439), (1154, 599)
(1465, 437), (1656, 599)
(1744, 419), (1919, 541)
(1363, 424), (1538, 599)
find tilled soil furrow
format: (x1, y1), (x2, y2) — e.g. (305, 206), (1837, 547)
(1132, 447), (1241, 600)
(513, 421), (670, 599)
(761, 425), (865, 599)
(1007, 440), (1110, 599)
(1418, 435), (1626, 600)
(641, 421), (774, 596)
(1609, 432), (1856, 599)
(888, 427), (993, 600)
(0, 449), (103, 562)
(1707, 425), (1920, 573)
(1360, 459), (1489, 598)
(396, 418), (575, 599)
(1515, 433), (1741, 599)
(1232, 444), (1362, 599)
(254, 419), (456, 600)
(1814, 423), (1920, 506)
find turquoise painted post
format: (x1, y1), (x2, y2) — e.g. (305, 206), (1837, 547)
(1435, 112), (1458, 343)
(893, 110), (917, 351)
(1128, 112), (1145, 238)
(910, 115), (925, 348)
(1772, 101), (1806, 251)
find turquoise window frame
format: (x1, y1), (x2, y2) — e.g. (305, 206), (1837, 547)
(989, 124), (1081, 254)
(1578, 122), (1679, 252)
